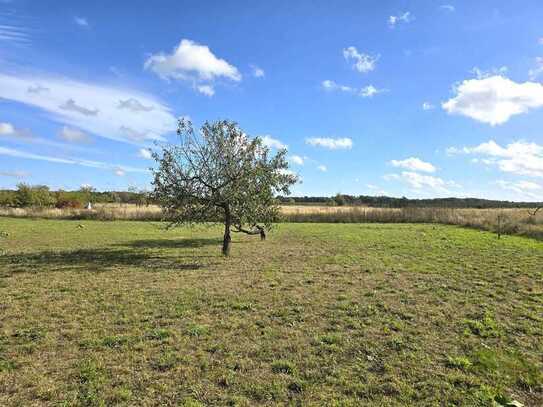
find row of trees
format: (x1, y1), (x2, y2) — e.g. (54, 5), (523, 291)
(278, 194), (542, 209)
(0, 185), (151, 208)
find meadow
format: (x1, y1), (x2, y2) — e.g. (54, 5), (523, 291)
(1, 203), (542, 240)
(0, 218), (542, 406)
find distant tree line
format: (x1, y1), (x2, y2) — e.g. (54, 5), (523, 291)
(277, 194), (542, 209)
(0, 184), (151, 208)
(1, 185), (540, 209)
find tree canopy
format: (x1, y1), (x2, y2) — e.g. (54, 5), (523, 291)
(152, 118), (298, 255)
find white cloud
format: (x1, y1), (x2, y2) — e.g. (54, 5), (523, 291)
(539, 38), (543, 45)
(138, 148), (152, 160)
(74, 17), (88, 27)
(144, 39), (241, 94)
(0, 122), (15, 135)
(0, 145), (146, 173)
(440, 5), (455, 12)
(289, 155), (304, 165)
(496, 180), (542, 199)
(322, 80), (354, 93)
(448, 140), (543, 178)
(470, 66), (508, 79)
(442, 75), (543, 125)
(388, 12), (414, 28)
(343, 46), (378, 73)
(0, 72), (177, 145)
(422, 102), (435, 110)
(58, 126), (91, 143)
(196, 84), (215, 97)
(322, 80), (385, 98)
(261, 135), (287, 150)
(0, 121), (32, 139)
(360, 85), (383, 98)
(390, 157), (436, 173)
(528, 57), (543, 80)
(0, 170), (29, 178)
(114, 167), (126, 176)
(251, 64), (265, 78)
(317, 164), (327, 172)
(386, 171), (459, 192)
(306, 137), (353, 150)
(0, 18), (29, 45)
(118, 98), (153, 112)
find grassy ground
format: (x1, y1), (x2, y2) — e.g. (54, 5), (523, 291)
(0, 218), (542, 406)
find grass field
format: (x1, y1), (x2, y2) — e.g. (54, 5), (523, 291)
(0, 218), (542, 406)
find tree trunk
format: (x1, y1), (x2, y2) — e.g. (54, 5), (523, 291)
(256, 225), (266, 240)
(222, 206), (232, 256)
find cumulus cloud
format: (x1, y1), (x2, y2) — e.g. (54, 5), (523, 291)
(260, 135), (287, 150)
(114, 167), (126, 176)
(0, 72), (177, 145)
(360, 85), (384, 98)
(390, 157), (436, 173)
(0, 145), (146, 174)
(306, 137), (353, 150)
(251, 64), (265, 78)
(289, 155), (304, 165)
(343, 46), (378, 73)
(447, 140), (543, 178)
(442, 75), (543, 125)
(138, 148), (152, 159)
(388, 12), (414, 28)
(144, 39), (241, 95)
(317, 164), (327, 172)
(58, 126), (92, 143)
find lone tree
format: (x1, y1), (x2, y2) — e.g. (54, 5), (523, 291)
(152, 118), (297, 256)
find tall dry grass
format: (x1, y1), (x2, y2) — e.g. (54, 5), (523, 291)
(1, 204), (541, 240)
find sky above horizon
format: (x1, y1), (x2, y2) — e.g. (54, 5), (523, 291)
(1, 0), (543, 201)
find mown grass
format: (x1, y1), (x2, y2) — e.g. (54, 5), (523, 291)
(0, 218), (542, 406)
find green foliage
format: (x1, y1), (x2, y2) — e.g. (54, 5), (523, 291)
(14, 183), (55, 207)
(152, 118), (298, 255)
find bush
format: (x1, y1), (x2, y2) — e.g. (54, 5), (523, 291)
(55, 199), (82, 209)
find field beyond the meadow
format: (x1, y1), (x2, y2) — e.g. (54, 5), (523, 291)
(0, 218), (542, 406)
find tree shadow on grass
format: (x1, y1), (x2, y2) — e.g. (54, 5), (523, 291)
(125, 237), (222, 249)
(0, 245), (215, 276)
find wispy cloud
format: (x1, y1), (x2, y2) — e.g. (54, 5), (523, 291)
(289, 155), (304, 165)
(260, 135), (287, 150)
(250, 64), (265, 78)
(58, 126), (92, 144)
(0, 145), (147, 174)
(388, 12), (414, 28)
(422, 102), (435, 110)
(306, 137), (353, 150)
(0, 170), (30, 178)
(440, 5), (455, 12)
(390, 157), (436, 173)
(322, 80), (385, 98)
(0, 72), (177, 145)
(74, 17), (89, 27)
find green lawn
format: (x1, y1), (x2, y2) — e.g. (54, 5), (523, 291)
(0, 218), (542, 406)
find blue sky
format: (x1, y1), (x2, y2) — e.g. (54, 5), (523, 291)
(1, 0), (543, 200)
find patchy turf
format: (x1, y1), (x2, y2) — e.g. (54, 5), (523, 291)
(0, 218), (542, 406)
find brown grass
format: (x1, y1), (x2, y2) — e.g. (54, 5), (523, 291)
(1, 204), (541, 240)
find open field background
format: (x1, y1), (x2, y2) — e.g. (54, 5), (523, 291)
(0, 218), (542, 405)
(1, 203), (542, 240)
